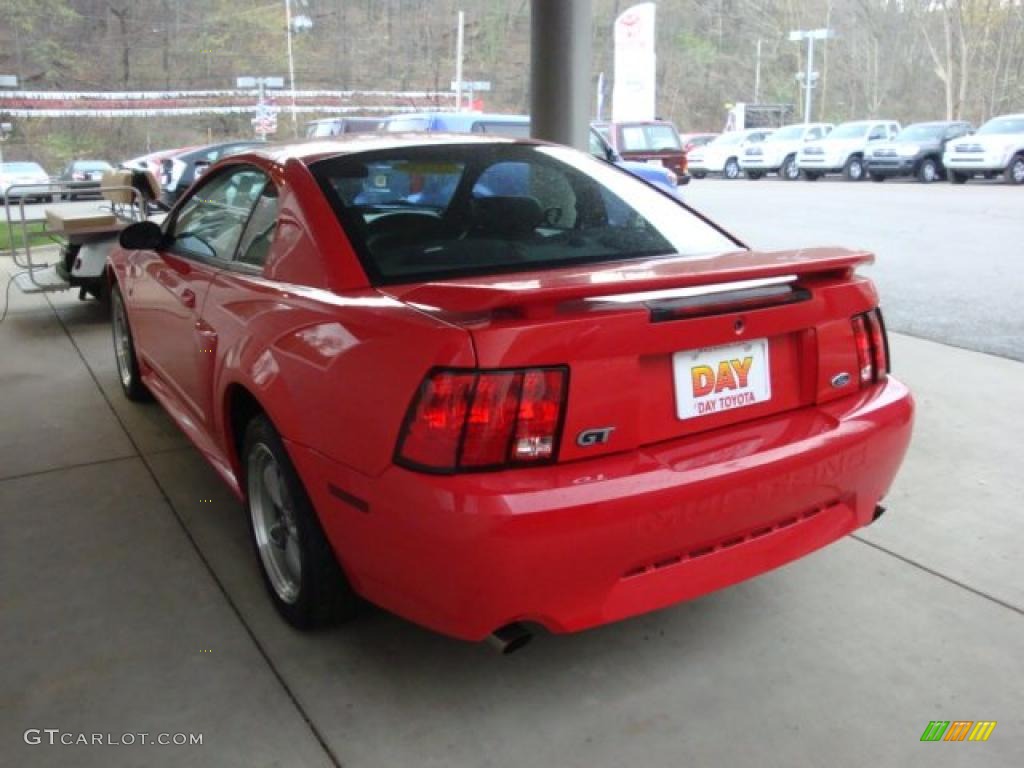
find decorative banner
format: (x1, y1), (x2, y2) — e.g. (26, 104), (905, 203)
(612, 2), (657, 122)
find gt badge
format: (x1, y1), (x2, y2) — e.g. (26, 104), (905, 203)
(577, 427), (615, 447)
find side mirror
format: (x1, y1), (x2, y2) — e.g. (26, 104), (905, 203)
(119, 220), (164, 250)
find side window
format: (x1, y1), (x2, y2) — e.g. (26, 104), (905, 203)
(621, 126), (647, 151)
(168, 168), (267, 262)
(235, 185), (279, 268)
(805, 127), (821, 140)
(868, 125), (886, 141)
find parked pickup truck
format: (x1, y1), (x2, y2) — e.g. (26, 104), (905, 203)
(739, 122), (832, 180)
(942, 113), (1024, 185)
(865, 121), (972, 183)
(798, 120), (900, 181)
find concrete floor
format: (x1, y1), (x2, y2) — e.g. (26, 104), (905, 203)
(3, 237), (1023, 766)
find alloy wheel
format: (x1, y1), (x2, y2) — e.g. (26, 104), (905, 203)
(249, 444), (302, 604)
(112, 293), (133, 390)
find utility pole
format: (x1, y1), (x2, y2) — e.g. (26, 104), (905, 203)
(284, 0), (299, 137)
(789, 28), (834, 123)
(454, 11), (465, 110)
(0, 76), (17, 166)
(753, 39), (762, 103)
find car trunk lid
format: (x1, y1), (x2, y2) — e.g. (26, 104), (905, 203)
(381, 247), (875, 461)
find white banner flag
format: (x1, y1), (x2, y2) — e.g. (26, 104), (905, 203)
(612, 3), (657, 122)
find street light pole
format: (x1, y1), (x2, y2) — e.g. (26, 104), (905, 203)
(803, 35), (815, 123)
(789, 29), (834, 124)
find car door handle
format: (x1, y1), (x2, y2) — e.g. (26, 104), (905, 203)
(180, 289), (196, 309)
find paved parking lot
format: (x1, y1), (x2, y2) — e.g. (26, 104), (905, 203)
(2, 180), (1023, 767)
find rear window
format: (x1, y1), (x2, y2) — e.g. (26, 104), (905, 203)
(76, 161), (112, 171)
(311, 143), (738, 284)
(307, 121), (341, 138)
(620, 124), (682, 152)
(977, 116), (1024, 135)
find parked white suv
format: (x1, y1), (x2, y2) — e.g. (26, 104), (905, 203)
(739, 122), (833, 180)
(943, 113), (1024, 185)
(689, 128), (774, 180)
(798, 120), (900, 181)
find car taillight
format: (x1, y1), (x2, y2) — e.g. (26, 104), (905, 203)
(396, 367), (568, 473)
(851, 309), (889, 385)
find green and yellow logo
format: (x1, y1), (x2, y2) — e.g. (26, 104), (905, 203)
(920, 721), (996, 742)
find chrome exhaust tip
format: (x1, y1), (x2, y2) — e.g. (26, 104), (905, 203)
(487, 623), (533, 655)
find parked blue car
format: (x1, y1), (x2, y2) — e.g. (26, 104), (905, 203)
(381, 112), (684, 197)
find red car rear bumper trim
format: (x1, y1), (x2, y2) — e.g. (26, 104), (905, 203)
(288, 376), (913, 641)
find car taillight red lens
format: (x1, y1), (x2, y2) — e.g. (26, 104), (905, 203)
(851, 309), (889, 385)
(396, 367), (567, 473)
(865, 309), (889, 379)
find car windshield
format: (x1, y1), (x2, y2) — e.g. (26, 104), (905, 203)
(897, 124), (946, 141)
(620, 124), (681, 151)
(311, 143), (738, 284)
(713, 132), (745, 146)
(829, 123), (870, 140)
(977, 117), (1024, 135)
(767, 125), (805, 141)
(2, 162), (45, 175)
(386, 117), (432, 132)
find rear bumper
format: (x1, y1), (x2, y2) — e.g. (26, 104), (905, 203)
(290, 377), (914, 641)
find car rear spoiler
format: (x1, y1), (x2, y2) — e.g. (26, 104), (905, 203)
(385, 248), (874, 315)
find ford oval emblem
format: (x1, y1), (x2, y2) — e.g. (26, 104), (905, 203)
(831, 372), (851, 388)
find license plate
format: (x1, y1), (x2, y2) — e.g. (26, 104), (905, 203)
(672, 339), (771, 420)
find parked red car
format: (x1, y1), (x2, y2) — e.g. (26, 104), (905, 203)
(108, 135), (913, 651)
(594, 120), (690, 182)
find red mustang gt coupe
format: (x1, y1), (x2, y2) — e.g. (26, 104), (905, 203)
(108, 135), (913, 651)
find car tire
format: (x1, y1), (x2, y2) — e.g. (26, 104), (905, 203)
(781, 155), (799, 180)
(243, 414), (358, 630)
(950, 171), (969, 185)
(917, 158), (940, 184)
(869, 173), (886, 182)
(1004, 154), (1024, 186)
(724, 158), (741, 179)
(110, 283), (151, 402)
(843, 155), (865, 181)
(744, 170), (763, 180)
(802, 171), (821, 181)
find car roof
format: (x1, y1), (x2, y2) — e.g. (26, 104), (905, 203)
(242, 133), (541, 166)
(905, 120), (968, 127)
(594, 120), (677, 127)
(384, 112), (529, 124)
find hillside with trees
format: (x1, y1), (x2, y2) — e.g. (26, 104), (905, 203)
(1, 0), (1022, 169)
